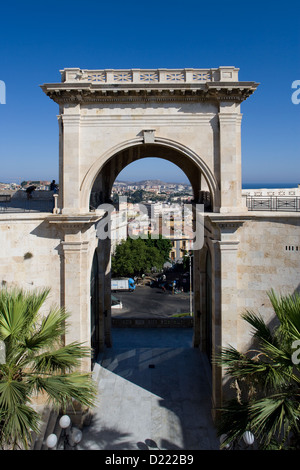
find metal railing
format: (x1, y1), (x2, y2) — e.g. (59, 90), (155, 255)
(246, 196), (300, 212)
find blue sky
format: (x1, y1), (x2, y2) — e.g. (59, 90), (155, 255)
(0, 0), (299, 185)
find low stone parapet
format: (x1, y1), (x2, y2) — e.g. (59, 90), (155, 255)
(0, 189), (56, 200)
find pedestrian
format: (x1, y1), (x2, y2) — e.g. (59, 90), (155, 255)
(26, 185), (36, 200)
(50, 180), (58, 193)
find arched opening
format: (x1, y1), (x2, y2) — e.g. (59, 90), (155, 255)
(89, 143), (213, 210)
(80, 138), (219, 213)
(109, 157), (196, 323)
(87, 143), (214, 359)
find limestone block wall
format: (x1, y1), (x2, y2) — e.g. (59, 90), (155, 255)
(0, 212), (109, 360)
(78, 101), (219, 175)
(236, 214), (300, 350)
(60, 100), (225, 213)
(0, 214), (61, 314)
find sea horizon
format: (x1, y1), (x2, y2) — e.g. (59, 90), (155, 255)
(1, 179), (299, 190)
(242, 182), (299, 189)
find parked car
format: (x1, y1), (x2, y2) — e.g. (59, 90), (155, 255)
(111, 295), (123, 309)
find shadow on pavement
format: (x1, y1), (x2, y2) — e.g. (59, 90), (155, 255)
(81, 328), (218, 450)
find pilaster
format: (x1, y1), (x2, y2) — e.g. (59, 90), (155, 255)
(61, 238), (89, 344)
(209, 216), (245, 409)
(60, 105), (81, 214)
(47, 214), (100, 371)
(218, 107), (244, 213)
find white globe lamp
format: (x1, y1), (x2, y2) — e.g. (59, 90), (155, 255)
(220, 433), (231, 449)
(243, 430), (254, 446)
(59, 414), (71, 429)
(46, 433), (58, 449)
(71, 427), (83, 444)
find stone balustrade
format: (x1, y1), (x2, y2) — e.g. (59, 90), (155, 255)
(60, 66), (240, 84)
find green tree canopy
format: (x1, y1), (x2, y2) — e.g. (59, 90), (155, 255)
(144, 235), (172, 263)
(125, 190), (146, 203)
(111, 236), (171, 277)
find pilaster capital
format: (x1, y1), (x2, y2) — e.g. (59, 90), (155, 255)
(213, 239), (240, 251)
(61, 114), (81, 128)
(47, 214), (101, 237)
(218, 112), (241, 124)
(47, 214), (100, 225)
(61, 240), (89, 253)
(208, 216), (245, 245)
(209, 217), (245, 231)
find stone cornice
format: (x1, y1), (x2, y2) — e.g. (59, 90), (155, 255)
(41, 82), (258, 105)
(207, 214), (247, 224)
(47, 214), (101, 229)
(211, 220), (245, 229)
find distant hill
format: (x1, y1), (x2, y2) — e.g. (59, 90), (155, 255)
(136, 180), (168, 185)
(114, 179), (190, 186)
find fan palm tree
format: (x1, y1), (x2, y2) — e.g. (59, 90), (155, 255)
(0, 287), (97, 450)
(216, 289), (300, 449)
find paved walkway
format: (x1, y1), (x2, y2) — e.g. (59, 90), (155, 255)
(79, 328), (219, 451)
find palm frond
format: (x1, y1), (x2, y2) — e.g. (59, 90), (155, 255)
(217, 290), (300, 449)
(217, 399), (251, 443)
(0, 380), (29, 410)
(268, 289), (300, 336)
(0, 403), (40, 449)
(23, 307), (69, 353)
(30, 342), (92, 373)
(0, 287), (50, 341)
(216, 345), (269, 379)
(249, 394), (300, 446)
(28, 373), (97, 410)
(241, 309), (276, 345)
(0, 287), (97, 449)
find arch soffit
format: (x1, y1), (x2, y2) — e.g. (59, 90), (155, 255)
(80, 137), (219, 209)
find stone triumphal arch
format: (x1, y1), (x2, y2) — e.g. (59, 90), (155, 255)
(41, 66), (259, 409)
